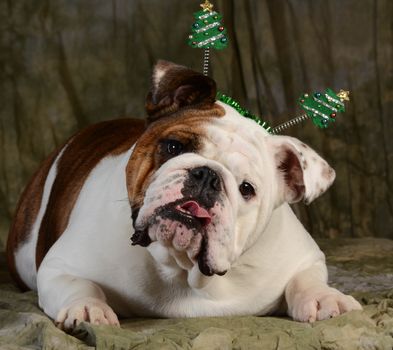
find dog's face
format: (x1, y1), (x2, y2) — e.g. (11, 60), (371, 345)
(126, 61), (335, 278)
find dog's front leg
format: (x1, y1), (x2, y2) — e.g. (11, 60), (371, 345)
(37, 260), (119, 331)
(285, 260), (362, 322)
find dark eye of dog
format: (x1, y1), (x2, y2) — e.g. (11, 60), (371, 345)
(165, 139), (184, 156)
(239, 181), (256, 199)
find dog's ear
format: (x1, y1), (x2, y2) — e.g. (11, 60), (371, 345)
(267, 135), (336, 206)
(145, 60), (217, 123)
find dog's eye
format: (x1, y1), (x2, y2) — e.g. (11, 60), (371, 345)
(239, 181), (256, 200)
(165, 139), (184, 156)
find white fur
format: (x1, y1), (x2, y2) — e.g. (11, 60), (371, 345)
(153, 69), (166, 89)
(17, 103), (361, 328)
(15, 146), (67, 290)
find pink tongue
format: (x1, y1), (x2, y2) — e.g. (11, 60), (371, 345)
(180, 201), (212, 225)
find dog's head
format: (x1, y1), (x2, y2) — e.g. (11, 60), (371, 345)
(127, 61), (335, 280)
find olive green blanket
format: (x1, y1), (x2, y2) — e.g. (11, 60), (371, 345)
(1, 238), (392, 350)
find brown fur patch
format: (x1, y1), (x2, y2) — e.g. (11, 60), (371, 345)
(33, 119), (145, 269)
(6, 149), (60, 291)
(146, 61), (217, 123)
(5, 119), (145, 278)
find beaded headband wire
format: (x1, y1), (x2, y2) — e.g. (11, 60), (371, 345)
(187, 0), (350, 134)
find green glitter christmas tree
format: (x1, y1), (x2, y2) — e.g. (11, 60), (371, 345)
(187, 0), (228, 76)
(298, 89), (349, 129)
(187, 1), (228, 50)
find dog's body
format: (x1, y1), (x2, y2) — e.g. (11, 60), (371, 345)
(7, 61), (361, 329)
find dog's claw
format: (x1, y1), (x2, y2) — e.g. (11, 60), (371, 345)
(290, 288), (362, 322)
(55, 297), (120, 332)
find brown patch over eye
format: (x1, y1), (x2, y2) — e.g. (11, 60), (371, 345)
(165, 139), (184, 156)
(157, 132), (200, 164)
(125, 110), (223, 212)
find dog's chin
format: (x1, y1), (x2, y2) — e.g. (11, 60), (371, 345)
(151, 216), (204, 258)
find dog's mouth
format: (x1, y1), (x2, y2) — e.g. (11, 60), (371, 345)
(131, 199), (229, 277)
(131, 199), (212, 247)
(175, 200), (212, 227)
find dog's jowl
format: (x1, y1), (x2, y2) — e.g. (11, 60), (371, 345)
(6, 61), (361, 330)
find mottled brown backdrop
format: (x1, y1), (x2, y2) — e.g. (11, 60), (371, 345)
(1, 0), (392, 249)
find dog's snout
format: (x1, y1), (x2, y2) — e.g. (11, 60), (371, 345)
(190, 166), (221, 192)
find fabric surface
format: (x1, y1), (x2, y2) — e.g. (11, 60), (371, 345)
(0, 238), (392, 349)
(1, 0), (393, 249)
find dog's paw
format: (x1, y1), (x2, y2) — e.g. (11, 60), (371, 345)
(55, 297), (120, 331)
(290, 287), (362, 323)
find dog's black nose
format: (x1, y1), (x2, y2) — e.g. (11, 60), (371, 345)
(190, 166), (221, 192)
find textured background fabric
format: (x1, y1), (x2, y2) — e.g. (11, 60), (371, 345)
(1, 0), (392, 249)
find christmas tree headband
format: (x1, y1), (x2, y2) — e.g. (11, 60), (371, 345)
(187, 0), (350, 134)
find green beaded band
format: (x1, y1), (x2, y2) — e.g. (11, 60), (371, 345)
(217, 89), (348, 134)
(216, 92), (272, 133)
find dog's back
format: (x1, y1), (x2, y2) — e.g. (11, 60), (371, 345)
(6, 118), (145, 291)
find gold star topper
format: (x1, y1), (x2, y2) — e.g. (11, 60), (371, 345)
(200, 0), (214, 12)
(337, 89), (350, 102)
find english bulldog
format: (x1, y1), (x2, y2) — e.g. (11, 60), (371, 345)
(6, 61), (361, 331)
